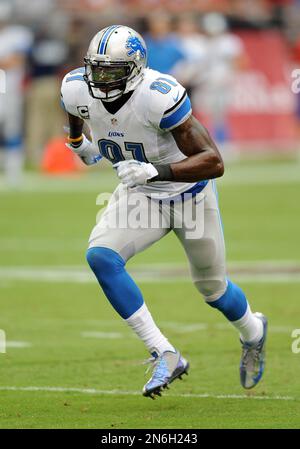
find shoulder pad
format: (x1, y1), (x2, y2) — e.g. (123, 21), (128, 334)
(61, 67), (88, 117)
(144, 70), (192, 131)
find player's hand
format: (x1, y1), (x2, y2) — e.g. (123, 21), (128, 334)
(65, 132), (102, 165)
(65, 133), (92, 156)
(113, 160), (158, 188)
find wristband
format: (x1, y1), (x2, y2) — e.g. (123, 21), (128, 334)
(151, 164), (174, 182)
(67, 135), (83, 143)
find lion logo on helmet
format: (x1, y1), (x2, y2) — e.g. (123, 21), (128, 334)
(126, 36), (146, 59)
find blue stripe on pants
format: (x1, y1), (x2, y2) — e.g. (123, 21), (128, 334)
(86, 246), (144, 319)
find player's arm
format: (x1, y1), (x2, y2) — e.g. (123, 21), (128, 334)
(65, 112), (102, 166)
(166, 115), (224, 182)
(68, 112), (84, 140)
(114, 81), (223, 187)
(114, 116), (224, 187)
(60, 72), (102, 166)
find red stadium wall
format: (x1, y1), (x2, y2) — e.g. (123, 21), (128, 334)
(228, 31), (297, 148)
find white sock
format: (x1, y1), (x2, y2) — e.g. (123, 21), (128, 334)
(231, 305), (263, 344)
(125, 303), (175, 355)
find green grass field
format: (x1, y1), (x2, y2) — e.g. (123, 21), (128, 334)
(0, 158), (300, 429)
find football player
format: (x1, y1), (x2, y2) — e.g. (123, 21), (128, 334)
(0, 7), (33, 186)
(61, 25), (267, 399)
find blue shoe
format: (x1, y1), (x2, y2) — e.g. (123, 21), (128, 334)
(142, 350), (189, 399)
(240, 313), (268, 389)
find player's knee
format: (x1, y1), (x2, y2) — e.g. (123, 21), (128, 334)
(86, 246), (125, 285)
(194, 279), (227, 302)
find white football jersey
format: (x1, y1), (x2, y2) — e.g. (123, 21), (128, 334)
(61, 67), (197, 198)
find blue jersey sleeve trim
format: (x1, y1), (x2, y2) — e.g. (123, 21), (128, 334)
(69, 67), (85, 75)
(159, 95), (192, 131)
(164, 90), (186, 115)
(66, 74), (84, 83)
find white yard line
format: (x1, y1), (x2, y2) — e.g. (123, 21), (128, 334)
(81, 331), (125, 339)
(0, 261), (300, 284)
(0, 163), (299, 193)
(159, 322), (209, 332)
(160, 322), (294, 334)
(82, 322), (293, 337)
(0, 385), (295, 401)
(218, 274), (300, 283)
(214, 323), (293, 334)
(218, 164), (300, 186)
(5, 341), (32, 348)
(0, 238), (86, 252)
(0, 267), (93, 283)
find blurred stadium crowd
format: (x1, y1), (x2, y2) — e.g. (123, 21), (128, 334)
(1, 0), (300, 186)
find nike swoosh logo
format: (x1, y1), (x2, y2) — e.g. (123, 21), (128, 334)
(194, 193), (205, 204)
(173, 91), (180, 102)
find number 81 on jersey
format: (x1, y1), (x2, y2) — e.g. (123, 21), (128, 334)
(98, 139), (148, 164)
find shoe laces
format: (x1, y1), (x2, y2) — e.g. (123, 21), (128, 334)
(241, 342), (262, 370)
(142, 356), (157, 375)
(142, 355), (169, 381)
